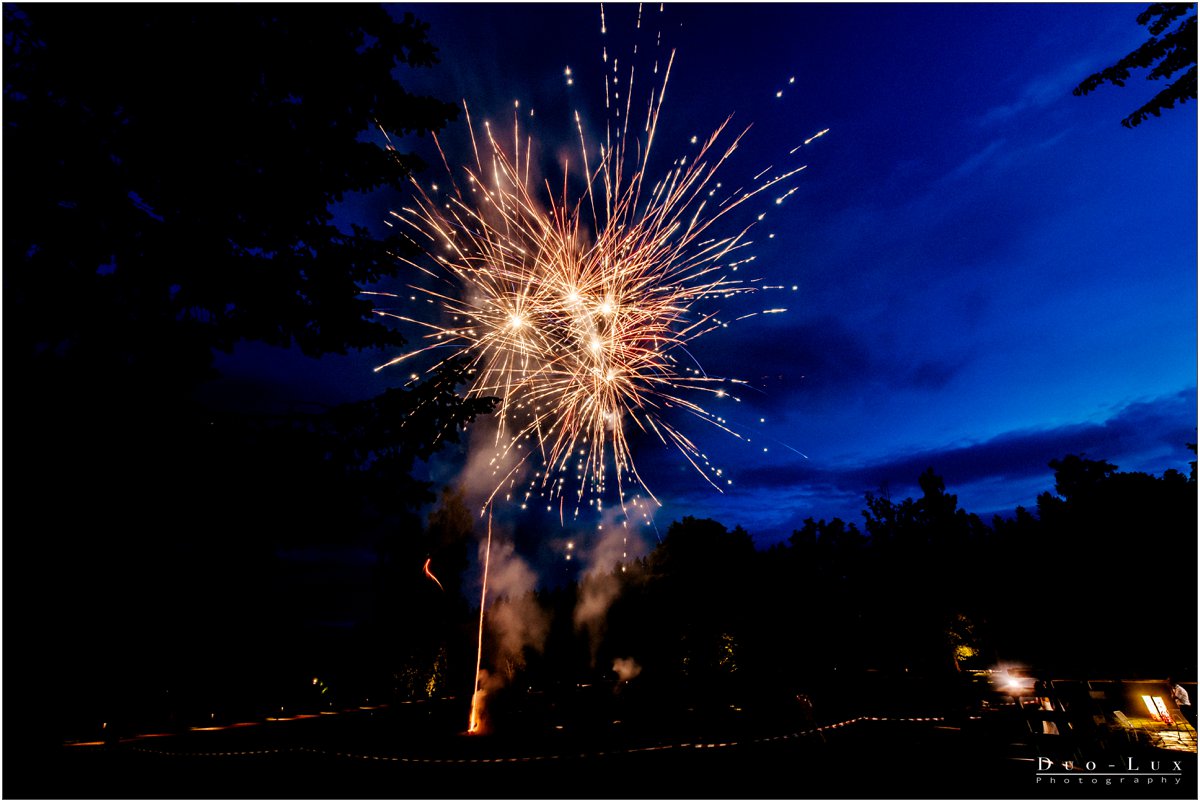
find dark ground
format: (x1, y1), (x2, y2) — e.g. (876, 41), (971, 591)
(10, 698), (1198, 800)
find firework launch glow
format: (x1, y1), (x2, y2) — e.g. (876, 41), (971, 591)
(371, 5), (821, 528)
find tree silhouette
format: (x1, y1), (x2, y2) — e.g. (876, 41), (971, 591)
(5, 3), (456, 386)
(773, 517), (867, 675)
(860, 469), (991, 674)
(369, 486), (477, 699)
(3, 4), (491, 756)
(1044, 454), (1119, 502)
(1073, 3), (1197, 127)
(1014, 453), (1198, 672)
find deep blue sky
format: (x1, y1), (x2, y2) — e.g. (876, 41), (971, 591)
(210, 3), (1197, 551)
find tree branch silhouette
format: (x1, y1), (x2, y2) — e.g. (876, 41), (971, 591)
(1073, 3), (1196, 127)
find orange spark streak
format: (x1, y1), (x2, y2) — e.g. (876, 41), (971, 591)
(423, 557), (445, 592)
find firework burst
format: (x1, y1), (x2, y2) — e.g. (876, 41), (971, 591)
(371, 6), (814, 525)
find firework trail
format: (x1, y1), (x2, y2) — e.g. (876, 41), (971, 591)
(468, 512), (493, 734)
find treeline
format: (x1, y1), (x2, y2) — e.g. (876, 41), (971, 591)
(478, 455), (1198, 712)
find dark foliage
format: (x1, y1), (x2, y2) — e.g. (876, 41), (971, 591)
(369, 486), (477, 700)
(1073, 3), (1197, 127)
(2, 3), (497, 753)
(457, 454), (1196, 735)
(4, 3), (456, 376)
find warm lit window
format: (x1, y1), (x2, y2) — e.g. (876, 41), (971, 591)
(1141, 694), (1173, 724)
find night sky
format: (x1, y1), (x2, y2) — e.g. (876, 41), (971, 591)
(204, 3), (1197, 551)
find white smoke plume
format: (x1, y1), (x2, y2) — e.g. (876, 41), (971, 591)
(450, 417), (548, 666)
(446, 413), (550, 733)
(452, 417), (533, 521)
(612, 656), (643, 682)
(480, 535), (550, 673)
(573, 510), (649, 666)
(468, 668), (506, 735)
(466, 526), (550, 735)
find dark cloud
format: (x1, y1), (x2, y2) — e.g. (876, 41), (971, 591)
(634, 389), (1195, 544)
(738, 388), (1196, 506)
(698, 314), (876, 410)
(907, 356), (971, 391)
(698, 309), (976, 417)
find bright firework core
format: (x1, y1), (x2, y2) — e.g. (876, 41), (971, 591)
(372, 9), (812, 526)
